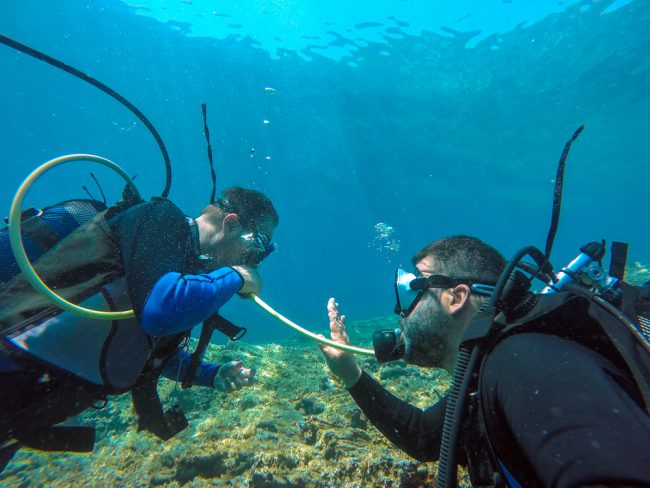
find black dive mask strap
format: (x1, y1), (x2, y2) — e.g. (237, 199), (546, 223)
(186, 217), (202, 258)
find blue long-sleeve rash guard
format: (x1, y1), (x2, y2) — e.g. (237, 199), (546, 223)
(141, 267), (243, 336)
(161, 349), (218, 387)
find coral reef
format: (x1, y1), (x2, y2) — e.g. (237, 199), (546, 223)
(625, 261), (650, 286)
(0, 316), (458, 487)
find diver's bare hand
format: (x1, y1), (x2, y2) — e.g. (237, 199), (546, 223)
(213, 360), (256, 393)
(232, 265), (262, 296)
(318, 298), (362, 388)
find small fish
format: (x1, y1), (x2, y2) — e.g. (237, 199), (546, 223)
(264, 87), (276, 95)
(250, 148), (256, 158)
(263, 120), (270, 124)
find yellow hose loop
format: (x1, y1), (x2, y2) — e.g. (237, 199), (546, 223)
(252, 295), (376, 357)
(9, 154), (141, 320)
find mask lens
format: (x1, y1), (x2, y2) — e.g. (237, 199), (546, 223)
(394, 268), (420, 316)
(241, 232), (276, 265)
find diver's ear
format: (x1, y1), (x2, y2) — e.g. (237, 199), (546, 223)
(448, 284), (471, 315)
(222, 213), (240, 234)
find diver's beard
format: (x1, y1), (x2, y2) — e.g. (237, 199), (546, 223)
(401, 297), (452, 368)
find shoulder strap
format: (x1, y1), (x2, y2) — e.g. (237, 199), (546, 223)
(461, 392), (506, 487)
(180, 314), (247, 389)
(586, 294), (650, 414)
(130, 334), (188, 441)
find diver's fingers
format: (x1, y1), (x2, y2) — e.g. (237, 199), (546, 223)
(241, 367), (256, 381)
(230, 374), (245, 390)
(331, 316), (350, 345)
(327, 298), (339, 320)
(223, 360), (243, 375)
(316, 334), (337, 356)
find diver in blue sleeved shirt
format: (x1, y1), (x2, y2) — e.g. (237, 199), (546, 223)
(0, 186), (279, 471)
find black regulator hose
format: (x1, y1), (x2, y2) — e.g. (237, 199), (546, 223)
(201, 103), (217, 205)
(0, 34), (173, 198)
(544, 125), (585, 259)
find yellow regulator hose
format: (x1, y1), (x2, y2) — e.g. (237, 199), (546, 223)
(252, 295), (375, 357)
(9, 154), (140, 320)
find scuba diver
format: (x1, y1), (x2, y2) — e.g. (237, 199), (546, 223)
(320, 235), (650, 487)
(0, 186), (279, 471)
(319, 126), (650, 487)
(0, 35), (280, 472)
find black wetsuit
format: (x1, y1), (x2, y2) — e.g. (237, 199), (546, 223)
(348, 332), (650, 487)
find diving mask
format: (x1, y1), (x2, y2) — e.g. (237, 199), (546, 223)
(393, 268), (496, 318)
(240, 231), (276, 265)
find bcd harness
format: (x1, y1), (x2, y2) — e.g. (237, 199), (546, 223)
(436, 241), (650, 488)
(0, 195), (247, 453)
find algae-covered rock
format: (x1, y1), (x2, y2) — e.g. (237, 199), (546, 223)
(626, 261), (650, 286)
(297, 396), (326, 415)
(174, 451), (227, 484)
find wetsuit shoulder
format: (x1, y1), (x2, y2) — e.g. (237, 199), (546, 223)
(480, 332), (650, 488)
(109, 199), (193, 317)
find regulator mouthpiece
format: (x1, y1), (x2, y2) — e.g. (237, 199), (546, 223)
(373, 328), (405, 363)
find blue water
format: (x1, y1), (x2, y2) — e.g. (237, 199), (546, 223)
(1, 0), (648, 344)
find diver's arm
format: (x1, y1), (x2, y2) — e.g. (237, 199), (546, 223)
(140, 267), (243, 336)
(161, 350), (255, 391)
(347, 370), (446, 462)
(160, 349), (219, 387)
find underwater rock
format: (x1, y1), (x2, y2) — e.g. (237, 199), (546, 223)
(319, 376), (335, 391)
(297, 396), (325, 415)
(300, 420), (319, 445)
(350, 409), (368, 430)
(251, 471), (274, 487)
(626, 261), (650, 286)
(256, 420), (279, 432)
(398, 463), (433, 487)
(239, 391), (261, 410)
(150, 473), (172, 486)
(319, 430), (342, 460)
(174, 452), (227, 484)
(159, 450), (176, 468)
(380, 361), (408, 380)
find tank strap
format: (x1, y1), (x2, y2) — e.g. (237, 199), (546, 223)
(462, 391), (506, 487)
(609, 242), (629, 281)
(131, 334), (188, 441)
(131, 373), (188, 441)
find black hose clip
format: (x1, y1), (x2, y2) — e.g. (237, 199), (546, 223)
(497, 270), (538, 322)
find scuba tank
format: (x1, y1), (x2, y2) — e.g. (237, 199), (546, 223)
(0, 199), (107, 286)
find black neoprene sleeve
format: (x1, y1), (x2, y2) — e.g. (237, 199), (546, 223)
(347, 370), (446, 462)
(108, 200), (192, 319)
